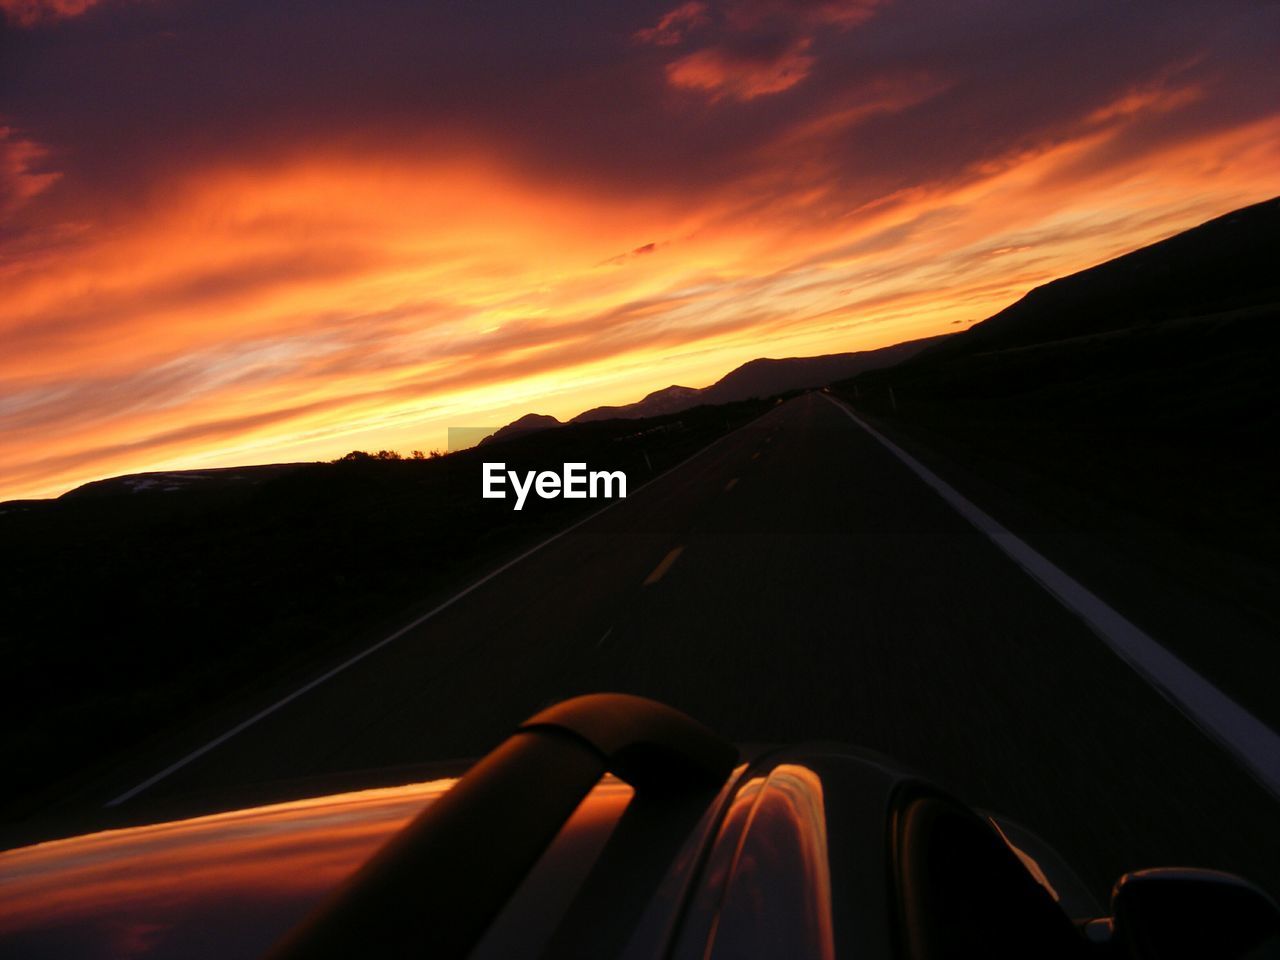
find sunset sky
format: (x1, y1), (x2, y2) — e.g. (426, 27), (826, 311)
(2, 0), (1278, 501)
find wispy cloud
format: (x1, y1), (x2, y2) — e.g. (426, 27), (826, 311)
(1, 0), (1278, 499)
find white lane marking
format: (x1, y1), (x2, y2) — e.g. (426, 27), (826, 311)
(643, 546), (686, 586)
(821, 393), (1280, 800)
(596, 627), (613, 648)
(724, 478), (739, 492)
(106, 412), (774, 808)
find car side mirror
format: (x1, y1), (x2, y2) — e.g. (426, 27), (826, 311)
(1088, 868), (1280, 959)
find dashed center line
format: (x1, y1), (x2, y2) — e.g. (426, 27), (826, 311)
(643, 546), (685, 586)
(724, 478), (739, 491)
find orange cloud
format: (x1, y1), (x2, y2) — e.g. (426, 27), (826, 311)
(0, 127), (60, 215)
(4, 112), (1279, 501)
(667, 37), (816, 101)
(2, 1), (1279, 501)
(0, 0), (102, 26)
(634, 1), (711, 46)
(641, 0), (883, 101)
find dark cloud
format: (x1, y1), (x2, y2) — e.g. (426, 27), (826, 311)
(5, 0), (1275, 227)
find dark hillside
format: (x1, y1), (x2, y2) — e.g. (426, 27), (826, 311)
(920, 196), (1279, 357)
(0, 399), (769, 819)
(831, 197), (1280, 721)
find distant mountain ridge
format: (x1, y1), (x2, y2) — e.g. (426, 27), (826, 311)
(574, 384), (702, 423)
(486, 196), (1280, 449)
(28, 197), (1277, 504)
(481, 336), (944, 444)
(695, 345), (936, 405)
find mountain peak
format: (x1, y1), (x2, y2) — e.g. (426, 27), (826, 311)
(478, 413), (562, 446)
(476, 337), (942, 439)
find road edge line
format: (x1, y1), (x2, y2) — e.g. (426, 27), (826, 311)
(105, 409), (773, 807)
(821, 392), (1280, 800)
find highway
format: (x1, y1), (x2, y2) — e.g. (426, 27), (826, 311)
(90, 392), (1280, 898)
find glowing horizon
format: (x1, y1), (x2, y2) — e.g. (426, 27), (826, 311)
(3, 0), (1279, 501)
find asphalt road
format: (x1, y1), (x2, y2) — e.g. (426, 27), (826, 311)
(90, 392), (1280, 899)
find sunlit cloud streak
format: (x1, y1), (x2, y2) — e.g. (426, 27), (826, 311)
(1, 0), (1279, 499)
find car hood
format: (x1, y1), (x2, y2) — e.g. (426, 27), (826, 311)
(2, 778), (463, 958)
(0, 741), (1100, 960)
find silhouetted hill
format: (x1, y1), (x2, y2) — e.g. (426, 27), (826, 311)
(486, 336), (944, 441)
(919, 196), (1279, 359)
(574, 385), (701, 423)
(478, 413), (562, 445)
(0, 398), (772, 819)
(833, 195), (1280, 648)
(60, 463), (310, 500)
(699, 340), (941, 405)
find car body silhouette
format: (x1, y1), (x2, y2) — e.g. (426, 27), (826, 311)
(2, 694), (1277, 959)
